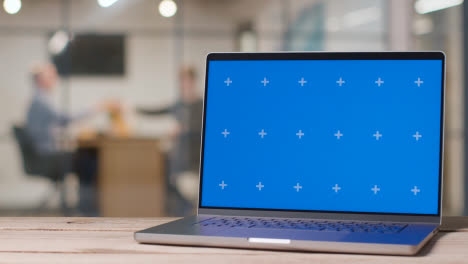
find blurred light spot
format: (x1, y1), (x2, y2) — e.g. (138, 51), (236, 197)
(326, 7), (379, 32)
(97, 0), (119, 8)
(239, 31), (257, 52)
(48, 30), (70, 55)
(415, 0), (463, 14)
(326, 17), (341, 32)
(159, 0), (177, 18)
(342, 7), (379, 28)
(413, 17), (434, 35)
(3, 0), (21, 15)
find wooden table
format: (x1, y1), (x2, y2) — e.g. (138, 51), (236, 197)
(0, 217), (467, 263)
(78, 137), (166, 217)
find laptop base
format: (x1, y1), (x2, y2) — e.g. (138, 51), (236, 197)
(135, 215), (438, 256)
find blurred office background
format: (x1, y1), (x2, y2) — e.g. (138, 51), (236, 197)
(0, 0), (465, 216)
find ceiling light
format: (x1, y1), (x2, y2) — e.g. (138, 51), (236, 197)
(97, 0), (119, 8)
(48, 30), (70, 55)
(159, 0), (177, 18)
(3, 0), (21, 15)
(415, 0), (463, 14)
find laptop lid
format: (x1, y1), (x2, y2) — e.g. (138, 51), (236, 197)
(198, 52), (445, 223)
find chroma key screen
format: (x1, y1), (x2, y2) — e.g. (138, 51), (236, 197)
(200, 56), (443, 215)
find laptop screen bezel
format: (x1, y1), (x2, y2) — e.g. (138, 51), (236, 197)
(197, 52), (445, 221)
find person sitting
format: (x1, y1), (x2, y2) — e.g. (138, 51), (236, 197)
(25, 62), (108, 215)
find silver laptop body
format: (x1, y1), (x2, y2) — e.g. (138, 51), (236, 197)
(135, 52), (445, 255)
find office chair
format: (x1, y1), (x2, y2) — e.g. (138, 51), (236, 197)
(12, 125), (69, 214)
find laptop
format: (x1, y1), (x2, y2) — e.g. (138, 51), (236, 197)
(135, 52), (445, 255)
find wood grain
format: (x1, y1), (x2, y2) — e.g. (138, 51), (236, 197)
(0, 217), (466, 263)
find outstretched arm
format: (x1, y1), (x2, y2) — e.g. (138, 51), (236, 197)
(136, 105), (173, 116)
(50, 107), (94, 126)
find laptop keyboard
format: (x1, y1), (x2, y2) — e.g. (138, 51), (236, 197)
(195, 217), (407, 233)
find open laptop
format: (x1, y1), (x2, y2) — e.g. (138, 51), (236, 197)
(135, 52), (445, 255)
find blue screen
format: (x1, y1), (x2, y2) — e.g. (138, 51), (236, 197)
(201, 59), (443, 215)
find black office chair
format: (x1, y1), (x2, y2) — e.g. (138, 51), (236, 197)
(12, 125), (69, 214)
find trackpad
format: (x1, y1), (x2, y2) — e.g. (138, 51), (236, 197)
(217, 228), (348, 241)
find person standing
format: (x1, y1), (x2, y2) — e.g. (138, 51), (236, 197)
(138, 66), (203, 215)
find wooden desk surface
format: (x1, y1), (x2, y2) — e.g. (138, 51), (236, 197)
(0, 217), (467, 263)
